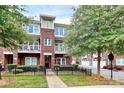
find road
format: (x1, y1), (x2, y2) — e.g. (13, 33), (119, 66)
(82, 66), (124, 82)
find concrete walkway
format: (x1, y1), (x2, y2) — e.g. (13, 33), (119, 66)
(46, 69), (67, 88)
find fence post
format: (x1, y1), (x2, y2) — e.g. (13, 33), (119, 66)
(33, 68), (35, 76)
(0, 71), (1, 80)
(15, 66), (16, 75)
(56, 67), (58, 76)
(0, 64), (2, 80)
(44, 66), (46, 76)
(72, 66), (73, 75)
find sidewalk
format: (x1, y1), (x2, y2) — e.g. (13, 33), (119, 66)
(46, 69), (67, 88)
(71, 85), (124, 88)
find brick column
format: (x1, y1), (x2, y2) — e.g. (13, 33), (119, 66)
(13, 49), (18, 65)
(0, 48), (4, 68)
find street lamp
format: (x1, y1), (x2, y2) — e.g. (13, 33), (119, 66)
(108, 52), (114, 80)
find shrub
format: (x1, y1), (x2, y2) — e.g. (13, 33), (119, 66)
(116, 67), (122, 70)
(11, 69), (23, 74)
(53, 64), (60, 71)
(17, 65), (37, 72)
(39, 65), (45, 71)
(59, 65), (73, 71)
(103, 66), (107, 69)
(7, 64), (17, 72)
(72, 64), (79, 71)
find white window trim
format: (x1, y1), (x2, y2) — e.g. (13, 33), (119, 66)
(55, 27), (66, 37)
(116, 58), (124, 65)
(25, 57), (37, 65)
(56, 57), (66, 65)
(44, 38), (52, 46)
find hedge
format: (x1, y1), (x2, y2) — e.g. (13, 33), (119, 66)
(11, 69), (24, 74)
(53, 64), (80, 71)
(7, 64), (17, 72)
(17, 65), (37, 72)
(39, 65), (45, 71)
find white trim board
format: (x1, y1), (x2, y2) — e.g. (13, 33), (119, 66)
(44, 53), (52, 55)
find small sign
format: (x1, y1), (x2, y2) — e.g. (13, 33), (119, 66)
(108, 52), (114, 61)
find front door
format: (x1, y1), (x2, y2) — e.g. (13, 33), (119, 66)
(45, 55), (51, 69)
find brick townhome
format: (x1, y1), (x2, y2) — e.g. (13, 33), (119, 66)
(0, 14), (72, 69)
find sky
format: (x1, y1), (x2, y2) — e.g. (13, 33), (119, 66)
(23, 5), (75, 24)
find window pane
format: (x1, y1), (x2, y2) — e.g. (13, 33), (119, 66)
(44, 38), (51, 46)
(29, 25), (33, 33)
(25, 57), (30, 65)
(60, 28), (63, 35)
(62, 58), (66, 65)
(57, 58), (61, 65)
(55, 28), (59, 35)
(34, 25), (39, 34)
(32, 57), (37, 65)
(22, 24), (27, 31)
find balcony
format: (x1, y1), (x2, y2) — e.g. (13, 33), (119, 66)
(18, 44), (40, 53)
(55, 43), (67, 54)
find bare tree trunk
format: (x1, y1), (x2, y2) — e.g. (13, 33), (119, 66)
(97, 48), (101, 76)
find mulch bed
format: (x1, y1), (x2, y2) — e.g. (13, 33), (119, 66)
(88, 76), (115, 85)
(0, 78), (16, 85)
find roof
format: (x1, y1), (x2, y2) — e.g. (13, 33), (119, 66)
(54, 23), (70, 27)
(40, 14), (56, 21)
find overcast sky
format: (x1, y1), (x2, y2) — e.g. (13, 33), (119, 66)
(23, 5), (75, 24)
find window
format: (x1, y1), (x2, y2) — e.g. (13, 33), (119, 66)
(54, 27), (66, 36)
(25, 57), (37, 65)
(29, 25), (33, 33)
(34, 25), (40, 34)
(116, 59), (124, 65)
(22, 24), (27, 31)
(56, 58), (66, 65)
(42, 21), (53, 29)
(44, 38), (52, 46)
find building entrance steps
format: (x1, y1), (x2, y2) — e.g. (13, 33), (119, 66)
(46, 69), (67, 88)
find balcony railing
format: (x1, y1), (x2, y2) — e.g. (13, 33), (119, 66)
(18, 45), (40, 53)
(55, 43), (67, 53)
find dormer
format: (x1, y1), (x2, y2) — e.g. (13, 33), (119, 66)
(40, 14), (56, 29)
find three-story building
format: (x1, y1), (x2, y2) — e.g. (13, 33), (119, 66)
(0, 14), (72, 69)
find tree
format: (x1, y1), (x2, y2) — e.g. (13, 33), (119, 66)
(65, 5), (124, 75)
(0, 5), (32, 50)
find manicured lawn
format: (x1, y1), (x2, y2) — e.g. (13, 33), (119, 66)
(0, 74), (48, 88)
(59, 72), (124, 87)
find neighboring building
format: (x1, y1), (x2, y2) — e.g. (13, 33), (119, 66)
(81, 52), (124, 68)
(0, 14), (72, 69)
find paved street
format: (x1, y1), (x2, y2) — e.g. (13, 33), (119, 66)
(83, 66), (124, 82)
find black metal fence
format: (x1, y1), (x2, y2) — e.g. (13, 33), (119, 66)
(6, 66), (46, 76)
(53, 65), (92, 76)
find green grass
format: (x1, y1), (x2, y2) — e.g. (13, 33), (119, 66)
(59, 72), (124, 87)
(0, 74), (48, 88)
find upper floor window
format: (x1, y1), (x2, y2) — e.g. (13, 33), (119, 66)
(23, 24), (40, 35)
(44, 38), (52, 46)
(29, 25), (33, 33)
(54, 27), (66, 36)
(41, 20), (54, 29)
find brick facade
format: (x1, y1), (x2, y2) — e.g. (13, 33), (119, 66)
(0, 15), (72, 69)
(40, 28), (55, 68)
